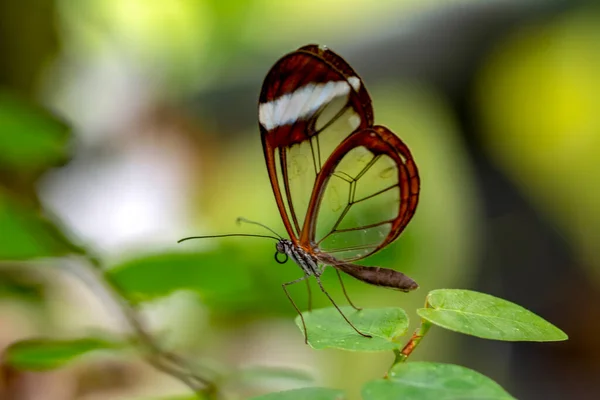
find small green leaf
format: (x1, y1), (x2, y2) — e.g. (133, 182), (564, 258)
(250, 387), (345, 400)
(3, 337), (121, 371)
(362, 362), (515, 400)
(0, 269), (46, 303)
(417, 289), (568, 341)
(106, 249), (258, 306)
(0, 90), (70, 172)
(0, 191), (82, 260)
(295, 307), (408, 351)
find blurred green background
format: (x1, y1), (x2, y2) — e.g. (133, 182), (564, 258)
(1, 0), (599, 399)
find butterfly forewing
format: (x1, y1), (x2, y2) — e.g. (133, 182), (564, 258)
(277, 141), (316, 236)
(260, 45), (373, 240)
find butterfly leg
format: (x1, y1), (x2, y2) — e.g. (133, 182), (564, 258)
(305, 279), (312, 311)
(314, 275), (372, 339)
(282, 275), (311, 344)
(335, 269), (362, 311)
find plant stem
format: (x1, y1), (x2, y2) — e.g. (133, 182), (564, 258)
(395, 319), (432, 364)
(63, 256), (215, 398)
(389, 297), (433, 370)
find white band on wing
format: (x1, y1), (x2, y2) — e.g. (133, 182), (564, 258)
(259, 78), (359, 130)
(347, 76), (361, 91)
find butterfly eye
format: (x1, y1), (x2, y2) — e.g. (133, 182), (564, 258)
(274, 251), (288, 264)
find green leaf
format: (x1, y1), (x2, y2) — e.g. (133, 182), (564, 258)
(106, 249), (258, 307)
(362, 362), (515, 400)
(250, 387), (345, 400)
(3, 337), (121, 371)
(0, 90), (70, 172)
(295, 307), (408, 351)
(0, 269), (46, 303)
(417, 289), (568, 341)
(0, 191), (82, 260)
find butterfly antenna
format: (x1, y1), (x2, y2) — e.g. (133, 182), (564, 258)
(177, 233), (280, 243)
(236, 217), (283, 239)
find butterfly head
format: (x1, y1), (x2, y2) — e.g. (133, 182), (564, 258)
(275, 239), (293, 264)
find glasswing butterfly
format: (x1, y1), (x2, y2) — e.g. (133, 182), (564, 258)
(180, 44), (420, 343)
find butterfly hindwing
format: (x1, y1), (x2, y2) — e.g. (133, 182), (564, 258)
(301, 125), (419, 261)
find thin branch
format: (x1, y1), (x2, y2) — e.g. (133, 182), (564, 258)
(60, 256), (216, 398)
(395, 319), (431, 364)
(388, 297), (433, 373)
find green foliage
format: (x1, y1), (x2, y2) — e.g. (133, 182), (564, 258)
(105, 249), (260, 309)
(362, 362), (515, 400)
(296, 307), (408, 351)
(0, 91), (569, 400)
(127, 366), (314, 400)
(0, 90), (70, 172)
(417, 289), (568, 341)
(0, 191), (81, 260)
(0, 268), (46, 303)
(249, 387), (345, 400)
(0, 90), (81, 260)
(3, 337), (122, 371)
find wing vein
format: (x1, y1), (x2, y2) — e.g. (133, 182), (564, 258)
(280, 148), (302, 236)
(315, 133), (322, 169)
(354, 183), (399, 204)
(309, 137), (318, 177)
(313, 103), (352, 137)
(355, 154), (380, 181)
(319, 243), (378, 254)
(332, 219), (394, 234)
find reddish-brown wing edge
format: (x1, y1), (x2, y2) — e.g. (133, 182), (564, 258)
(297, 45), (374, 127)
(259, 44), (374, 241)
(299, 125), (420, 258)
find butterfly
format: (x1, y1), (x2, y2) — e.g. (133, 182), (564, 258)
(180, 44), (420, 343)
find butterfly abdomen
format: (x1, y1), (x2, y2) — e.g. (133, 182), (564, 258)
(334, 263), (418, 292)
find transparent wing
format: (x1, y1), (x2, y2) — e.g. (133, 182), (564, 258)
(259, 44), (373, 240)
(302, 126), (419, 262)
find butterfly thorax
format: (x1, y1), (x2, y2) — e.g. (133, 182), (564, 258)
(276, 239), (322, 277)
